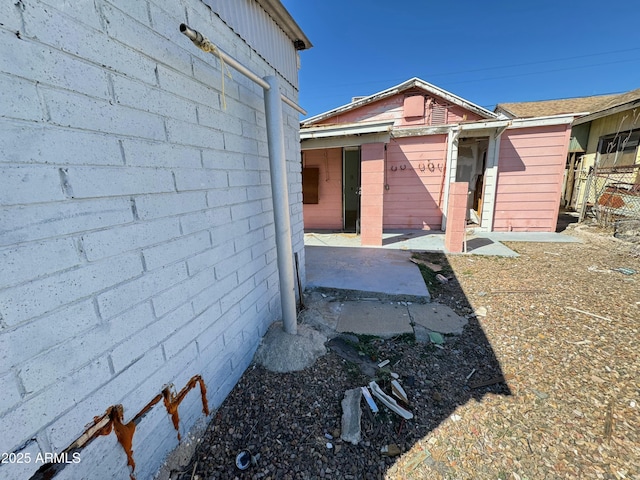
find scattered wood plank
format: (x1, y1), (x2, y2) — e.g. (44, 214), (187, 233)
(469, 373), (514, 389)
(565, 306), (613, 322)
(410, 257), (442, 272)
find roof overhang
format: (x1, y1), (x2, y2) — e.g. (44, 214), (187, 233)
(573, 100), (640, 126)
(300, 120), (394, 150)
(301, 77), (498, 126)
(256, 0), (312, 49)
(299, 114), (575, 149)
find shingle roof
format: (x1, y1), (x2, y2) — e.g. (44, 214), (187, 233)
(495, 94), (619, 118)
(587, 88), (640, 113)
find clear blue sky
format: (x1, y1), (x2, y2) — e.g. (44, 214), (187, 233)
(281, 0), (640, 119)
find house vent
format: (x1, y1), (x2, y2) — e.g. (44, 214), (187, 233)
(431, 103), (447, 125)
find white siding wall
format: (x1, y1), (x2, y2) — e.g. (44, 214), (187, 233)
(204, 0), (300, 88)
(0, 0), (304, 479)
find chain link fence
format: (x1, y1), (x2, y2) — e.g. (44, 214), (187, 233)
(580, 164), (640, 240)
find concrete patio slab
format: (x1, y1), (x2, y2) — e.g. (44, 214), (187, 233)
(408, 303), (468, 334)
(305, 246), (430, 299)
(304, 230), (581, 257)
(336, 302), (413, 338)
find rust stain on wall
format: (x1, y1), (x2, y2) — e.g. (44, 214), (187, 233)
(28, 375), (209, 480)
(162, 375), (210, 441)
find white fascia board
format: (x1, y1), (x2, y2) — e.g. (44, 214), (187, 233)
(457, 120), (511, 131)
(510, 113), (577, 128)
(302, 77), (497, 126)
(300, 121), (394, 139)
(301, 133), (391, 150)
(391, 125), (452, 138)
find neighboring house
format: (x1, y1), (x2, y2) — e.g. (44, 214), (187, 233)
(300, 78), (574, 245)
(0, 1), (309, 479)
(569, 89), (640, 219)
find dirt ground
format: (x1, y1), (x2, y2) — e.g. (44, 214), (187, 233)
(181, 224), (639, 480)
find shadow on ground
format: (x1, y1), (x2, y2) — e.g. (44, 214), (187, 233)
(188, 253), (511, 479)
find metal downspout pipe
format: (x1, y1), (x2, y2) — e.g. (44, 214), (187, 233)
(263, 76), (297, 334)
(180, 24), (300, 334)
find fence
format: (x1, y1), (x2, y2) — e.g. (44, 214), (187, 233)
(580, 164), (640, 234)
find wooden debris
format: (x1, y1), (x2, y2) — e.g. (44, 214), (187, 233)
(377, 359), (390, 368)
(380, 444), (402, 457)
(360, 386), (379, 413)
(490, 289), (547, 294)
(435, 274), (448, 284)
(369, 381), (413, 419)
(391, 380), (409, 404)
(469, 374), (514, 389)
(410, 257), (442, 272)
(565, 306), (613, 322)
(604, 401), (614, 442)
(465, 368), (476, 381)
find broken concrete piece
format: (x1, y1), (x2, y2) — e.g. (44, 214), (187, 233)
(361, 386), (379, 413)
(409, 303), (468, 335)
(254, 323), (327, 373)
(391, 380), (408, 404)
(380, 444), (401, 457)
(336, 302), (414, 338)
(412, 324), (431, 344)
(369, 381), (413, 420)
(341, 388), (362, 445)
(410, 257), (442, 272)
(377, 359), (390, 368)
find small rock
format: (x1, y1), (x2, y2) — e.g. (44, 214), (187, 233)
(380, 444), (401, 457)
(326, 442), (333, 449)
(474, 306), (488, 317)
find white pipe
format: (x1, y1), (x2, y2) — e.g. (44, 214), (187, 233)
(263, 75), (297, 334)
(180, 24), (300, 335)
(180, 24), (306, 115)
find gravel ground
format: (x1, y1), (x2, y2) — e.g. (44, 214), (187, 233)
(183, 224), (639, 480)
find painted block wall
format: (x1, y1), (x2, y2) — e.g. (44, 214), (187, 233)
(0, 1), (304, 479)
(493, 125), (571, 231)
(384, 135), (448, 229)
(301, 148), (343, 229)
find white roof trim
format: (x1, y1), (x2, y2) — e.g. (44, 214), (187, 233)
(301, 77), (497, 126)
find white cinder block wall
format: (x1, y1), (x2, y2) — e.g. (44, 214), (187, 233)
(0, 0), (305, 478)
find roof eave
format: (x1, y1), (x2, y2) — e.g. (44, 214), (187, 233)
(256, 0), (312, 49)
(301, 77), (497, 126)
(573, 100), (640, 126)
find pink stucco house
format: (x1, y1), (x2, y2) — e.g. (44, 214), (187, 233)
(300, 78), (574, 246)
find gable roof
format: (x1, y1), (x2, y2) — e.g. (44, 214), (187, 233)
(301, 77), (498, 126)
(573, 87), (640, 125)
(495, 94), (618, 119)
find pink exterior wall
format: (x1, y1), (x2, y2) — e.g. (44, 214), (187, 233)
(317, 94), (483, 127)
(384, 135), (448, 229)
(360, 143), (385, 246)
(302, 148), (343, 230)
(493, 125), (571, 232)
(445, 182), (469, 253)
